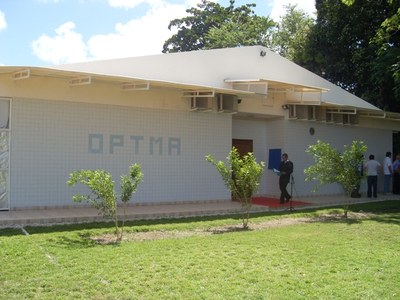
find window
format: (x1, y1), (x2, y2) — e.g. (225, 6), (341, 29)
(0, 99), (10, 129)
(0, 98), (10, 210)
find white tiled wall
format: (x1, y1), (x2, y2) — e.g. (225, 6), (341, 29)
(232, 118), (268, 195)
(233, 118), (287, 197)
(10, 98), (232, 208)
(284, 121), (392, 196)
(10, 97), (393, 208)
(233, 118), (393, 197)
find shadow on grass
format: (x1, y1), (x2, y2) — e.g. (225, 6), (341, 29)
(55, 232), (122, 248)
(1, 214), (245, 236)
(1, 201), (399, 238)
(208, 226), (253, 234)
(0, 227), (25, 236)
(364, 213), (400, 225)
(307, 215), (363, 225)
(349, 200), (400, 225)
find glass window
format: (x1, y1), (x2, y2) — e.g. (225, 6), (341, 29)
(0, 99), (10, 129)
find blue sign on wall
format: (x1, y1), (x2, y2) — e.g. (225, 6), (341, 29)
(268, 148), (281, 170)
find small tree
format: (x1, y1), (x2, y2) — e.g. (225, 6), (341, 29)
(206, 147), (265, 229)
(67, 164), (143, 241)
(304, 140), (367, 217)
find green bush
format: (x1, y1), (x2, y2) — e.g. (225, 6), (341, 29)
(67, 163), (143, 241)
(304, 140), (366, 216)
(206, 147), (265, 228)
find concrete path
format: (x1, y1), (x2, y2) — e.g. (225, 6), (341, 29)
(1, 194), (399, 228)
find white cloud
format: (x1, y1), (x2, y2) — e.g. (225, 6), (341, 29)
(34, 0), (316, 65)
(31, 1), (193, 64)
(108, 0), (152, 9)
(0, 10), (7, 31)
(31, 22), (88, 65)
(269, 0), (316, 21)
(87, 1), (188, 60)
(35, 0), (60, 2)
(108, 0), (199, 9)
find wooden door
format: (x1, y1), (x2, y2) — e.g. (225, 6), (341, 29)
(232, 139), (253, 157)
(231, 139), (253, 201)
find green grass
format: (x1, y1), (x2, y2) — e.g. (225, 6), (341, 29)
(1, 201), (400, 299)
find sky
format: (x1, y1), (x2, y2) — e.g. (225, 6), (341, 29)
(0, 0), (316, 67)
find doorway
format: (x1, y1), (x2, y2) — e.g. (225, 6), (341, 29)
(0, 98), (10, 210)
(232, 139), (253, 156)
(393, 131), (400, 157)
(231, 139), (253, 202)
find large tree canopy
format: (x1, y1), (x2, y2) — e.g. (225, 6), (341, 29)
(163, 0), (399, 113)
(162, 0), (275, 53)
(371, 4), (400, 109)
(297, 0), (400, 112)
(269, 4), (314, 61)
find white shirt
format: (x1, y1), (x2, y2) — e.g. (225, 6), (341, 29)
(364, 159), (381, 176)
(383, 156), (392, 175)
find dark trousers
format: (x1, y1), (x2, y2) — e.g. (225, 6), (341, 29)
(393, 173), (400, 194)
(351, 184), (361, 198)
(279, 176), (291, 201)
(367, 175), (378, 198)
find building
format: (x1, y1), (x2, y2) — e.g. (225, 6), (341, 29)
(0, 46), (399, 210)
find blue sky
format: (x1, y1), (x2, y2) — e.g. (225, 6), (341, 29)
(0, 0), (315, 66)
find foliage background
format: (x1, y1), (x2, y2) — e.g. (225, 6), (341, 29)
(163, 0), (400, 113)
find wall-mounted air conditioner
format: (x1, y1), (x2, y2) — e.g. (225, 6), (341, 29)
(289, 105), (310, 119)
(343, 113), (359, 125)
(314, 106), (327, 122)
(190, 97), (214, 111)
(183, 90), (215, 112)
(217, 94), (238, 113)
(326, 108), (358, 125)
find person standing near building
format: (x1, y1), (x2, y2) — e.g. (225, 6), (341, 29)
(364, 154), (381, 198)
(351, 154), (364, 198)
(383, 151), (393, 194)
(393, 153), (400, 194)
(279, 153), (293, 204)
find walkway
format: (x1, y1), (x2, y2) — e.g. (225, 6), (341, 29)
(1, 194), (400, 228)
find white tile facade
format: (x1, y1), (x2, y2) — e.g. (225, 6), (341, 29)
(10, 98), (232, 208)
(2, 45), (397, 209)
(233, 117), (393, 198)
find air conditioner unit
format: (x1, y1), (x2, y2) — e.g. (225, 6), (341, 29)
(289, 105), (327, 121)
(326, 112), (342, 123)
(314, 106), (327, 121)
(217, 94), (238, 113)
(326, 108), (358, 125)
(289, 105), (309, 119)
(190, 97), (214, 111)
(343, 113), (359, 125)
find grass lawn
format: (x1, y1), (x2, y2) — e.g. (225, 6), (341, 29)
(1, 201), (399, 299)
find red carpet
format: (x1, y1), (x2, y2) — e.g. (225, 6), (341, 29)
(252, 197), (311, 208)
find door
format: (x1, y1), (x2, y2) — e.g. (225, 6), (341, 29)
(0, 99), (10, 210)
(232, 139), (253, 156)
(231, 139), (253, 201)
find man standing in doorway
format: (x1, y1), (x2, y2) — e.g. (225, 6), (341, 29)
(383, 151), (393, 194)
(364, 154), (381, 198)
(393, 153), (400, 194)
(279, 153), (293, 204)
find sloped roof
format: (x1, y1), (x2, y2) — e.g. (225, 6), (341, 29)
(0, 46), (382, 112)
(54, 45), (380, 111)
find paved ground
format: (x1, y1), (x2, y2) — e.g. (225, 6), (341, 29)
(1, 194), (399, 228)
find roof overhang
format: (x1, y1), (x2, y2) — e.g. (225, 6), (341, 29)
(3, 66), (398, 120)
(359, 110), (400, 121)
(287, 102), (400, 122)
(225, 78), (329, 93)
(1, 66), (255, 96)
